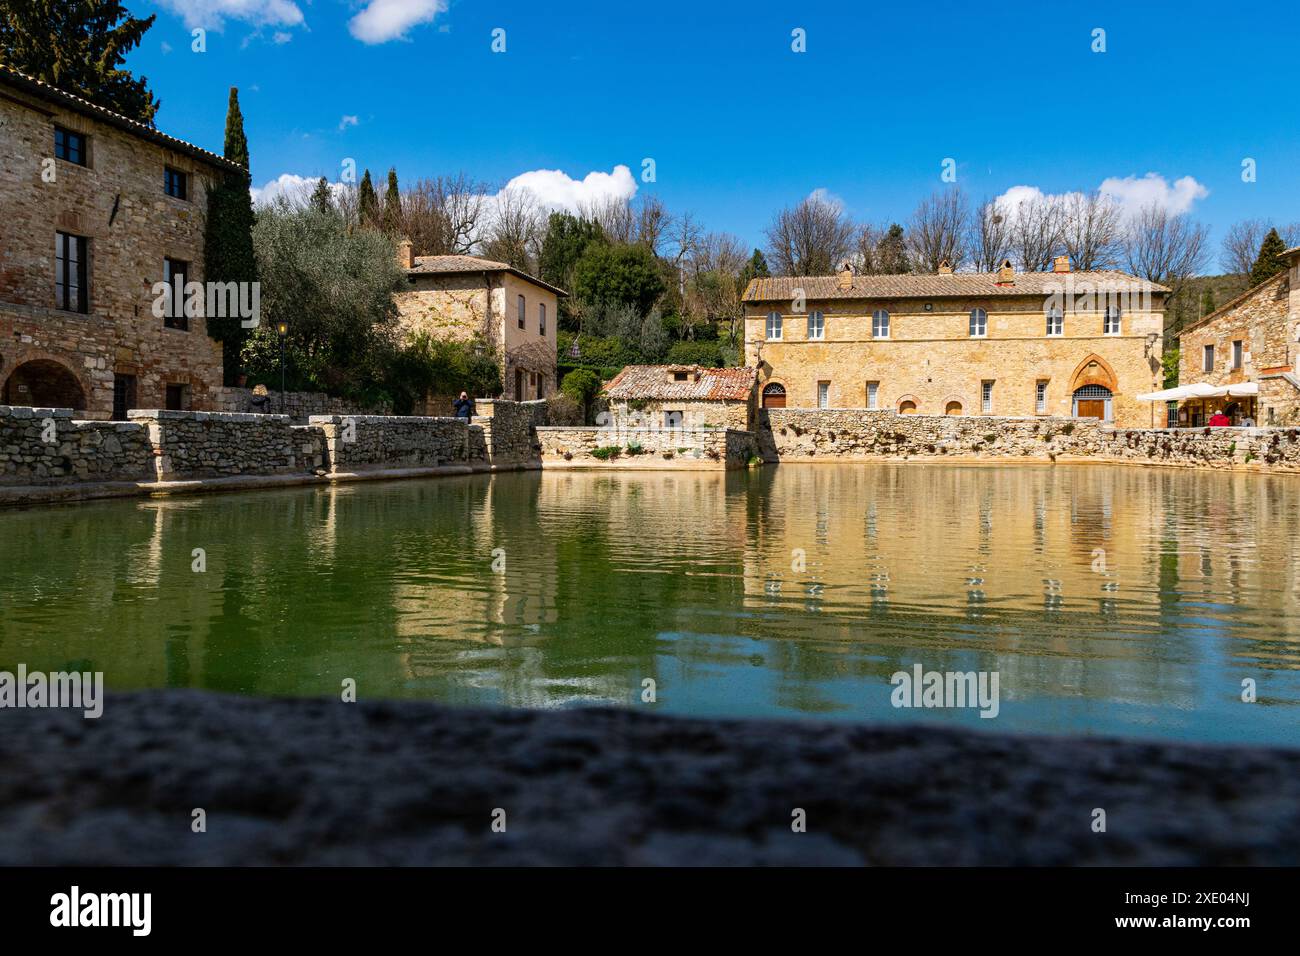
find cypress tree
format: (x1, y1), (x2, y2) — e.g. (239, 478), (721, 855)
(0, 0), (160, 122)
(1200, 289), (1216, 317)
(310, 176), (332, 213)
(1249, 228), (1287, 287)
(203, 87), (258, 385)
(382, 167), (401, 235)
(358, 170), (378, 229)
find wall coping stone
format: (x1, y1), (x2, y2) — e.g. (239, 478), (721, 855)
(128, 409), (292, 424)
(307, 414), (465, 425)
(0, 405), (75, 419)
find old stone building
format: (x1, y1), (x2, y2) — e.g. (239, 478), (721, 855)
(743, 258), (1168, 428)
(602, 364), (757, 430)
(393, 247), (563, 410)
(1176, 246), (1300, 425)
(0, 63), (241, 418)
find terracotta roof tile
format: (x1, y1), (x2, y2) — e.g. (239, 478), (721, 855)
(603, 365), (756, 402)
(743, 270), (1169, 303)
(407, 254), (567, 297)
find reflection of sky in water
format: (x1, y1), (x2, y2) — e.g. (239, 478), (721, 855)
(1, 463), (1298, 746)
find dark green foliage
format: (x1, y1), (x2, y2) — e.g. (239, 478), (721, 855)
(0, 0), (159, 122)
(539, 213), (604, 318)
(560, 368), (601, 423)
(310, 177), (332, 213)
(382, 168), (401, 235)
(737, 249), (770, 292)
(665, 340), (723, 367)
(1249, 228), (1287, 287)
(386, 332), (500, 414)
(875, 224), (910, 274)
(358, 169), (378, 229)
(1200, 289), (1216, 317)
(573, 243), (666, 316)
(204, 88), (257, 384)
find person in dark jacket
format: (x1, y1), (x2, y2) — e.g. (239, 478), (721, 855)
(453, 392), (476, 420)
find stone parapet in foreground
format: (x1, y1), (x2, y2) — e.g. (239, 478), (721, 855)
(0, 690), (1296, 865)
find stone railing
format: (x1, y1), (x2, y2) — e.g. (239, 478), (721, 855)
(213, 387), (390, 424)
(760, 407), (1300, 471)
(536, 425), (756, 468)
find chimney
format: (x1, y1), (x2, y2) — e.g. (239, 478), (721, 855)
(1052, 255), (1071, 273)
(396, 238), (414, 270)
(937, 259), (953, 275)
(996, 259), (1015, 285)
(837, 261), (854, 291)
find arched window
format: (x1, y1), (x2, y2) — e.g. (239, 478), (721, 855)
(872, 309), (890, 338)
(766, 311), (782, 340)
(969, 308), (987, 337)
(945, 401), (963, 416)
(762, 382), (787, 408)
(899, 399), (918, 415)
(1073, 384), (1113, 421)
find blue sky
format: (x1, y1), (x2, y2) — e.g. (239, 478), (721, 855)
(129, 1), (1300, 265)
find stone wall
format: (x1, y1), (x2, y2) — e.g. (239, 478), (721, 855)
(312, 415), (470, 472)
(760, 407), (1300, 472)
(606, 398), (751, 431)
(474, 399), (547, 465)
(213, 387), (390, 424)
(0, 405), (151, 484)
(536, 425), (755, 468)
(129, 409), (313, 480)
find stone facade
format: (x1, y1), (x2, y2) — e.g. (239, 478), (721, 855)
(0, 405), (151, 484)
(760, 407), (1300, 472)
(393, 253), (561, 408)
(1178, 249), (1300, 425)
(0, 66), (239, 419)
(536, 425), (757, 468)
(744, 263), (1167, 428)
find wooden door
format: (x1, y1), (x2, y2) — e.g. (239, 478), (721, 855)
(762, 390), (786, 409)
(1077, 400), (1105, 420)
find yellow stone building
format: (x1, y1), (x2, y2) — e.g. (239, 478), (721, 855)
(742, 259), (1168, 428)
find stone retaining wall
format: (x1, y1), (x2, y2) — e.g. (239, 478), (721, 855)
(312, 415), (470, 472)
(0, 406), (152, 484)
(129, 409), (316, 480)
(213, 387), (390, 424)
(761, 407), (1300, 471)
(536, 425), (756, 468)
(474, 399), (548, 465)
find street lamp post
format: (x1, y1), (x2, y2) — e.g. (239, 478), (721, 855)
(276, 320), (289, 414)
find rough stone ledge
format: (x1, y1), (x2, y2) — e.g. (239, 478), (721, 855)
(0, 689), (1295, 866)
(127, 409), (293, 424)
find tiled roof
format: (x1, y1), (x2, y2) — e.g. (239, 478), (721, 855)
(1178, 270), (1288, 338)
(0, 61), (246, 175)
(603, 365), (757, 402)
(743, 269), (1170, 302)
(407, 254), (567, 297)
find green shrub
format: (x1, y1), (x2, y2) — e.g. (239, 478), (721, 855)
(625, 441), (646, 455)
(665, 340), (723, 367)
(591, 445), (622, 460)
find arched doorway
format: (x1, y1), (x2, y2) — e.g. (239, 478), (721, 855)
(1073, 385), (1113, 421)
(2, 359), (86, 410)
(945, 401), (963, 416)
(762, 383), (786, 409)
(899, 399), (918, 415)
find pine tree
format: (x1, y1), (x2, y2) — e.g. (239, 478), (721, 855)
(203, 87), (258, 384)
(0, 0), (160, 122)
(1200, 288), (1216, 317)
(310, 177), (332, 213)
(358, 170), (378, 229)
(876, 224), (910, 274)
(1249, 228), (1287, 287)
(382, 168), (401, 235)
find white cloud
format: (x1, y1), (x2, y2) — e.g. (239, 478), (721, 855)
(155, 1), (305, 30)
(994, 173), (1208, 222)
(338, 115), (360, 132)
(349, 0), (447, 44)
(1098, 173), (1208, 217)
(160, 41), (173, 54)
(807, 187), (845, 212)
(250, 173), (346, 207)
(272, 31), (293, 44)
(497, 165), (638, 214)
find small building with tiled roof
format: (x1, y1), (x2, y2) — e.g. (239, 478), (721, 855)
(602, 365), (757, 431)
(1175, 246), (1300, 426)
(743, 257), (1168, 428)
(393, 245), (564, 411)
(0, 63), (243, 418)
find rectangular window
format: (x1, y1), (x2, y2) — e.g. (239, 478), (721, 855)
(1046, 308), (1063, 336)
(517, 294), (526, 329)
(1104, 307), (1121, 335)
(981, 380), (993, 414)
(164, 257), (189, 330)
(1232, 340), (1243, 370)
(766, 312), (783, 340)
(538, 302), (546, 335)
(55, 232), (88, 313)
(872, 309), (890, 338)
(969, 308), (987, 337)
(536, 374), (545, 400)
(1203, 344), (1215, 372)
(54, 126), (86, 166)
(807, 311), (824, 340)
(664, 410), (683, 428)
(817, 381), (830, 409)
(164, 166), (188, 200)
(1036, 380), (1047, 413)
(1166, 400), (1178, 428)
(514, 368), (524, 400)
(866, 381), (879, 410)
(112, 374), (136, 421)
(165, 383), (189, 411)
